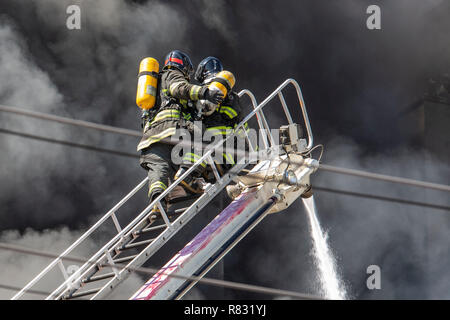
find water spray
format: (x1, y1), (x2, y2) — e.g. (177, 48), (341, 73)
(302, 196), (348, 300)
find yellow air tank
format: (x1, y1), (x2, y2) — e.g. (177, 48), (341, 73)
(208, 70), (235, 97)
(136, 57), (159, 110)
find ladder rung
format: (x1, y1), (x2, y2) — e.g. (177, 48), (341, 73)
(65, 288), (101, 299)
(150, 207), (187, 221)
(99, 254), (137, 267)
(119, 239), (155, 251)
(167, 194), (201, 204)
(172, 207), (189, 215)
(82, 272), (116, 284)
(134, 224), (166, 236)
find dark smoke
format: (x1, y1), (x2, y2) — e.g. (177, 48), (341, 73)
(0, 0), (449, 299)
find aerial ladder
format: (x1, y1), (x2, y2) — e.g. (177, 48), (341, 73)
(131, 148), (318, 300)
(11, 79), (318, 300)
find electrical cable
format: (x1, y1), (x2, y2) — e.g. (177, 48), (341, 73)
(1, 104), (449, 193)
(0, 283), (50, 297)
(1, 127), (448, 210)
(0, 128), (448, 211)
(0, 104), (141, 137)
(1, 103), (449, 300)
(0, 128), (139, 159)
(313, 186), (450, 212)
(318, 163), (450, 193)
(0, 242), (323, 300)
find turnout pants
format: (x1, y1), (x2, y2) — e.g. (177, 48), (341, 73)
(140, 143), (177, 202)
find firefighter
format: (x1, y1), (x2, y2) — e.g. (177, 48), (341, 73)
(194, 56), (248, 175)
(137, 50), (224, 214)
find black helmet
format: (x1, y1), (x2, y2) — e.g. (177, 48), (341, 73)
(163, 50), (194, 77)
(194, 56), (223, 83)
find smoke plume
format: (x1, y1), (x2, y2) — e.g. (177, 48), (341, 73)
(0, 0), (449, 299)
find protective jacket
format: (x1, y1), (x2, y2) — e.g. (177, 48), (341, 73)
(203, 91), (242, 135)
(137, 68), (207, 151)
(203, 91), (249, 167)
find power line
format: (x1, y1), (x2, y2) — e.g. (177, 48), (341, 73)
(2, 104), (449, 193)
(0, 128), (139, 159)
(0, 242), (323, 300)
(313, 186), (450, 211)
(242, 170), (450, 212)
(0, 104), (141, 137)
(2, 124), (447, 212)
(1, 125), (445, 211)
(318, 164), (450, 193)
(2, 106), (448, 299)
(1, 116), (449, 208)
(0, 283), (50, 298)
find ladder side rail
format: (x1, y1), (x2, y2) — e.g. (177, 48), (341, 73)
(238, 89), (270, 149)
(91, 81), (313, 299)
(48, 137), (238, 297)
(52, 90), (266, 299)
(131, 190), (274, 300)
(55, 162), (247, 299)
(12, 177), (149, 300)
(49, 80), (306, 298)
(90, 163), (247, 299)
(47, 90), (265, 299)
(47, 191), (161, 299)
(32, 79), (310, 299)
(174, 196), (277, 300)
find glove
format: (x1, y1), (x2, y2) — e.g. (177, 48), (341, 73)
(196, 100), (217, 117)
(203, 100), (217, 116)
(203, 88), (224, 105)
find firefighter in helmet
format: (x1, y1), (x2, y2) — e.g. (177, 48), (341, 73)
(193, 56), (248, 175)
(137, 50), (224, 214)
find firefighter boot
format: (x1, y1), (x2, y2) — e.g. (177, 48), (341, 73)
(148, 195), (168, 223)
(174, 167), (205, 194)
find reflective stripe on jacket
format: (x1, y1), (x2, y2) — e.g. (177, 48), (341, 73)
(137, 68), (206, 151)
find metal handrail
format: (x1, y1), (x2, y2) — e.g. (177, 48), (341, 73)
(238, 79), (314, 150)
(45, 90), (264, 299)
(11, 178), (149, 299)
(239, 89), (270, 149)
(46, 93), (257, 300)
